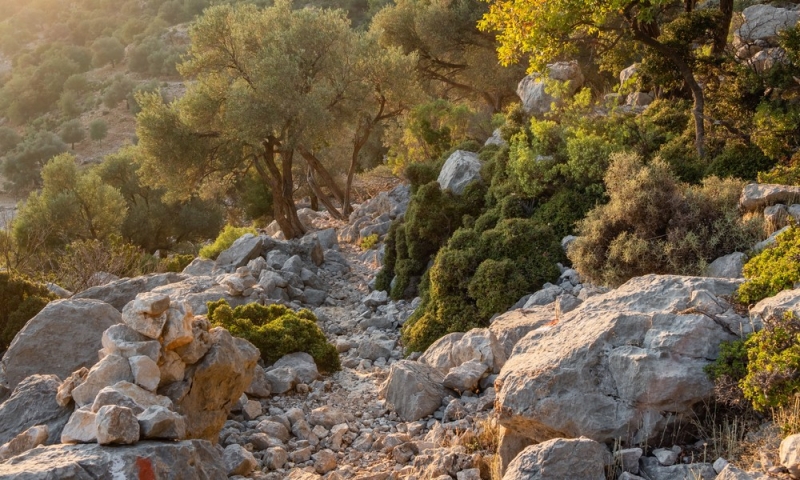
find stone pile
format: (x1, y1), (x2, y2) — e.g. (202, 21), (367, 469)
(337, 184), (410, 245)
(54, 291), (259, 447)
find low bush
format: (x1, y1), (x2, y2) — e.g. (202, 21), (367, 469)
(741, 312), (800, 411)
(199, 225), (257, 260)
(359, 234), (379, 251)
(160, 254), (194, 273)
(0, 271), (55, 354)
(207, 299), (340, 373)
(737, 227), (800, 305)
(569, 152), (763, 287)
(401, 218), (563, 353)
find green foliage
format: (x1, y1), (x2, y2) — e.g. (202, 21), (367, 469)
(741, 312), (800, 411)
(706, 338), (749, 384)
(0, 271), (54, 354)
(402, 218), (563, 353)
(207, 299), (340, 373)
(569, 152), (764, 287)
(1, 131), (67, 194)
(0, 127), (21, 155)
(59, 119), (85, 149)
(737, 227), (800, 305)
(199, 224), (258, 260)
(90, 36), (125, 67)
(404, 161), (439, 192)
(160, 254), (194, 273)
(89, 119), (108, 142)
(707, 141), (775, 181)
(103, 75), (135, 109)
(360, 233), (379, 250)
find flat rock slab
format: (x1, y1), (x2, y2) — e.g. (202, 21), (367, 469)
(0, 440), (227, 479)
(0, 375), (72, 446)
(739, 183), (800, 212)
(74, 273), (186, 311)
(1, 299), (120, 392)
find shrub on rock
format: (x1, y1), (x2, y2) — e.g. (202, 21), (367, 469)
(737, 226), (800, 305)
(199, 225), (257, 260)
(207, 300), (340, 373)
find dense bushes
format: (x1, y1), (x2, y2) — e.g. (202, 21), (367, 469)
(707, 312), (800, 412)
(401, 218), (564, 353)
(569, 152), (763, 287)
(207, 300), (340, 373)
(0, 271), (54, 354)
(737, 227), (800, 305)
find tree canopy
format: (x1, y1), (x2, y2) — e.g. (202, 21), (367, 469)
(136, 1), (419, 238)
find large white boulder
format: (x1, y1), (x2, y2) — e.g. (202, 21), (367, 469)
(437, 150), (482, 195)
(739, 183), (800, 212)
(502, 437), (607, 480)
(517, 61), (584, 116)
(381, 360), (447, 421)
(420, 328), (506, 375)
(495, 275), (746, 459)
(736, 4), (799, 45)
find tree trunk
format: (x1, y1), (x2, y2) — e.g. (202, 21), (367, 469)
(310, 193), (319, 211)
(713, 0), (734, 56)
(344, 122), (372, 216)
(306, 166), (345, 220)
(298, 147), (346, 204)
(256, 145), (306, 239)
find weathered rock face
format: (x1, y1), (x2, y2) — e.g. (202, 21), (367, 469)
(170, 329), (260, 441)
(489, 306), (555, 359)
(420, 328), (506, 375)
(214, 233), (264, 273)
(707, 252), (747, 279)
(739, 183), (800, 212)
(750, 287), (800, 327)
(0, 440), (228, 479)
(736, 4), (799, 45)
(0, 299), (120, 392)
(502, 437), (607, 480)
(0, 425), (48, 462)
(517, 61), (584, 116)
(496, 275), (746, 455)
(437, 150), (482, 196)
(74, 273), (186, 311)
(381, 360), (447, 422)
(0, 375), (72, 446)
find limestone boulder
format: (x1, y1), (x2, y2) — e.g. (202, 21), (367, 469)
(270, 352), (320, 384)
(739, 183), (800, 212)
(517, 61), (584, 116)
(781, 433), (800, 478)
(502, 437), (607, 480)
(736, 4), (799, 45)
(437, 150), (482, 196)
(0, 440), (227, 479)
(0, 375), (71, 445)
(0, 299), (119, 392)
(74, 272), (185, 311)
(61, 409), (97, 444)
(170, 329), (259, 441)
(95, 405), (139, 445)
(381, 360), (447, 421)
(750, 288), (800, 328)
(489, 306), (555, 359)
(707, 252), (747, 279)
(496, 275), (746, 454)
(420, 328), (506, 375)
(101, 324), (161, 362)
(71, 354), (134, 407)
(214, 233), (264, 273)
(137, 405), (186, 440)
(0, 425), (48, 462)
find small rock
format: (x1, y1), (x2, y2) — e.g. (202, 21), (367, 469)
(61, 409), (97, 444)
(313, 449), (337, 474)
(129, 355), (160, 392)
(223, 443), (258, 476)
(137, 405), (186, 440)
(95, 405), (140, 445)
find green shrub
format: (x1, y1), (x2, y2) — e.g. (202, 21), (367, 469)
(401, 218), (563, 353)
(570, 152), (763, 287)
(737, 226), (800, 305)
(0, 271), (55, 354)
(360, 233), (379, 250)
(207, 299), (340, 373)
(706, 141), (775, 181)
(741, 312), (800, 411)
(404, 161), (440, 193)
(199, 225), (258, 260)
(161, 254), (195, 273)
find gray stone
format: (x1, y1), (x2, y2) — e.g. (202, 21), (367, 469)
(739, 183), (800, 212)
(0, 440), (227, 479)
(223, 443), (258, 476)
(122, 293), (170, 339)
(271, 352), (319, 384)
(214, 233), (264, 273)
(101, 324), (161, 362)
(358, 336), (395, 361)
(61, 409), (97, 444)
(639, 457), (715, 480)
(129, 355), (160, 392)
(95, 405), (140, 445)
(620, 63), (638, 86)
(71, 354), (134, 407)
(653, 447), (678, 466)
(517, 61), (584, 116)
(716, 464), (757, 480)
(442, 360), (488, 393)
(264, 367), (295, 394)
(437, 150), (482, 195)
(382, 360), (447, 421)
(303, 288), (327, 307)
(707, 252), (747, 279)
(616, 448), (642, 474)
(246, 365), (271, 398)
(484, 128), (506, 147)
(75, 272), (185, 311)
(90, 381), (173, 414)
(0, 425), (48, 462)
(781, 433), (800, 478)
(502, 437), (606, 480)
(161, 300), (194, 350)
(308, 406), (347, 429)
(313, 448), (337, 474)
(626, 92), (653, 107)
(137, 405), (186, 440)
(173, 317), (212, 365)
(736, 4), (799, 45)
(256, 420), (290, 442)
(496, 275), (744, 454)
(421, 328), (507, 375)
(0, 299), (119, 392)
(182, 258), (215, 276)
(364, 290), (389, 308)
(523, 285), (563, 308)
